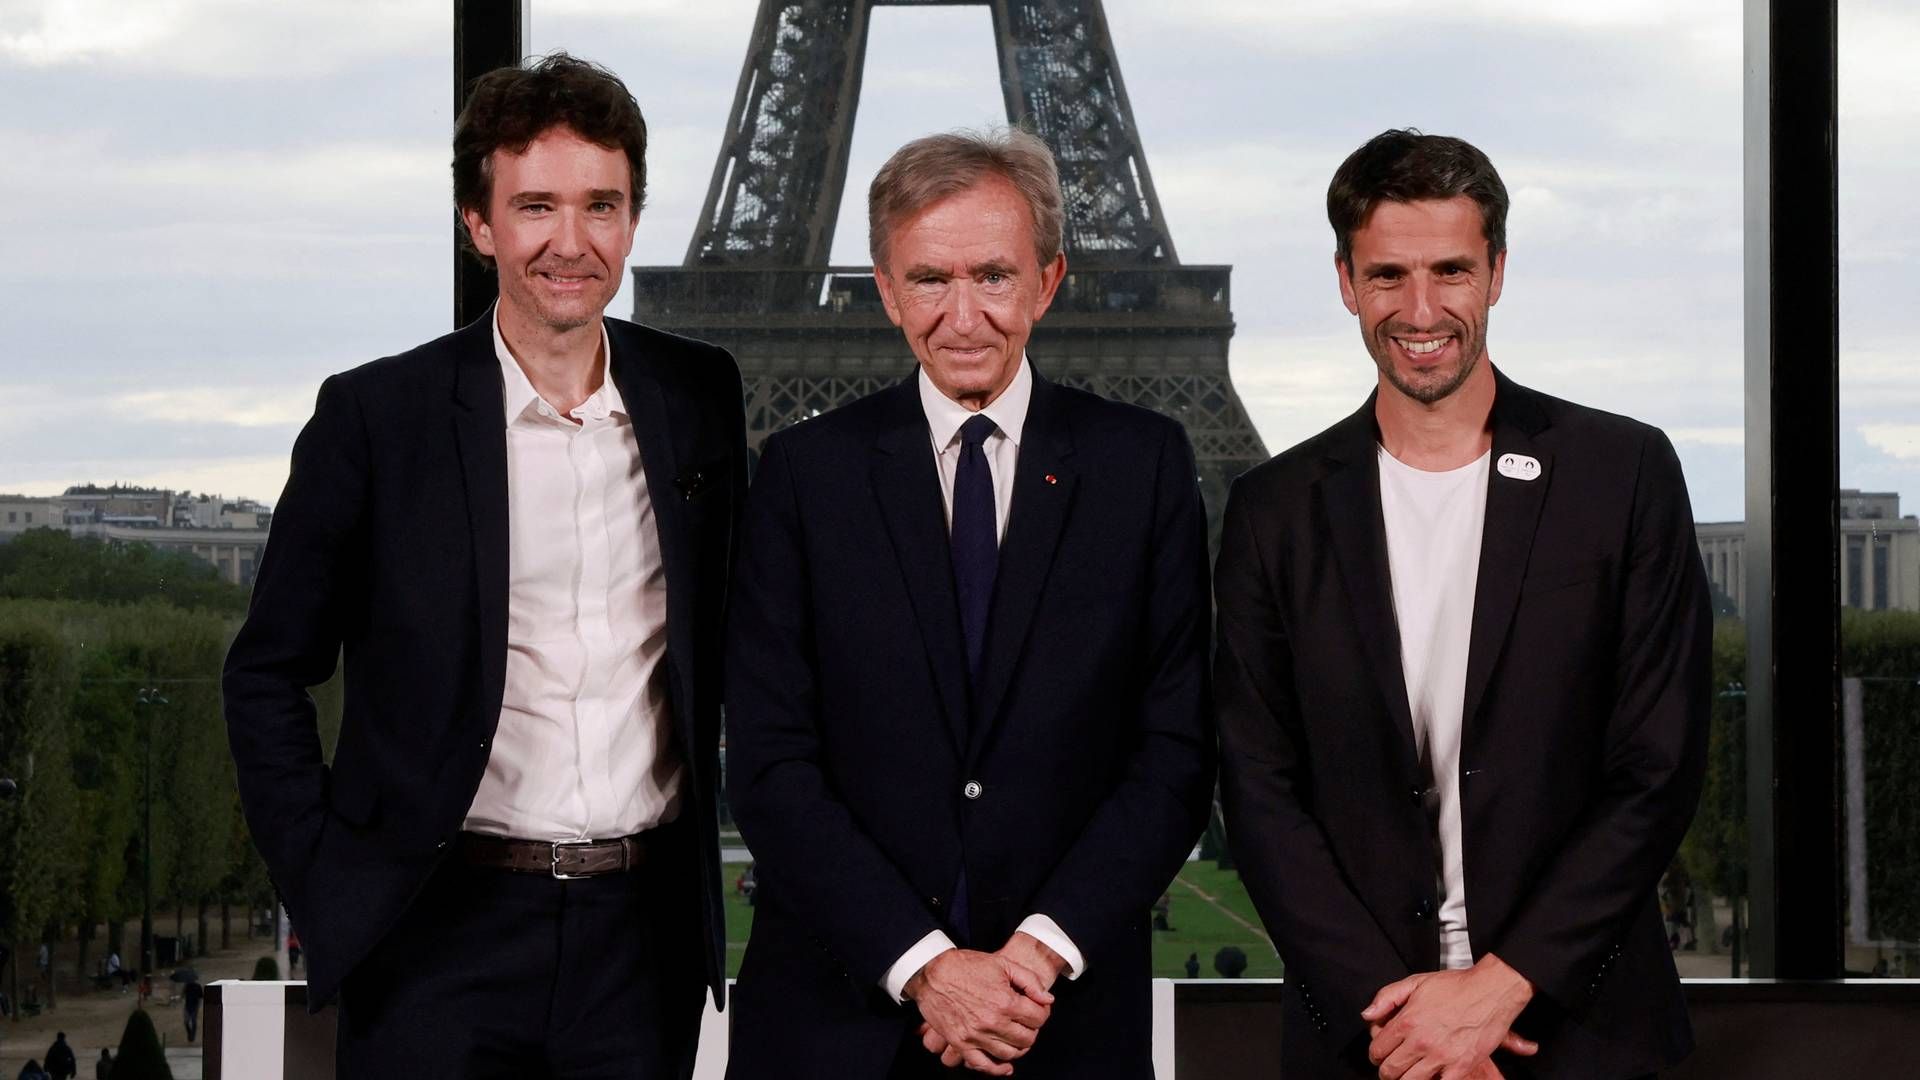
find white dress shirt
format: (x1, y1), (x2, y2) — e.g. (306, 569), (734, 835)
(462, 309), (681, 842)
(1378, 445), (1491, 970)
(879, 359), (1086, 1003)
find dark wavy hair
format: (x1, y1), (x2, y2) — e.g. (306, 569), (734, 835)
(1327, 129), (1509, 271)
(452, 52), (648, 265)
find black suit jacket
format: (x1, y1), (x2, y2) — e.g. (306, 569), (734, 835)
(723, 370), (1215, 1079)
(223, 315), (746, 1011)
(1214, 368), (1710, 1079)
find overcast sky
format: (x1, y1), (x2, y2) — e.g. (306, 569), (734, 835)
(0, 0), (1914, 523)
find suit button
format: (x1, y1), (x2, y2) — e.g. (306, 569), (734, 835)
(930, 896), (944, 909)
(1413, 898), (1435, 921)
(1409, 786), (1426, 805)
(963, 781), (983, 800)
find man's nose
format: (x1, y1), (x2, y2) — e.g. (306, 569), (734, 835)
(552, 208), (589, 257)
(1407, 274), (1438, 327)
(945, 280), (981, 331)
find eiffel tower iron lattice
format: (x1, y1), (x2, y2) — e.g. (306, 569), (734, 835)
(632, 0), (1268, 539)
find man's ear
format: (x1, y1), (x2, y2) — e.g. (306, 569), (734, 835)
(461, 205), (495, 259)
(1335, 254), (1360, 316)
(1488, 249), (1506, 306)
(873, 265), (906, 329)
(1031, 251), (1067, 320)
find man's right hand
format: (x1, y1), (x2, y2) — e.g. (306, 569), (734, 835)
(903, 948), (1055, 1076)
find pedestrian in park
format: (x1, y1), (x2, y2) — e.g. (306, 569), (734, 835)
(183, 978), (204, 1042)
(285, 927), (300, 974)
(1184, 952), (1201, 979)
(43, 1032), (78, 1080)
(17, 1059), (48, 1080)
(93, 1050), (112, 1080)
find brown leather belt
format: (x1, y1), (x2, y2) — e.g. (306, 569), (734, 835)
(458, 831), (649, 878)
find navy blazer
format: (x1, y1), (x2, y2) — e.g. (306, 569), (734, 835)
(723, 369), (1215, 1079)
(1215, 368), (1711, 1078)
(223, 314), (746, 1011)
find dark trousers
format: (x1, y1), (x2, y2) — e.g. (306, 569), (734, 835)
(336, 834), (706, 1079)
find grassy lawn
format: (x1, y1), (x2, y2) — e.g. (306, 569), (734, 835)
(719, 860), (1282, 981)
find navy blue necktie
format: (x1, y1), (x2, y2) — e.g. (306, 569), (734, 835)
(952, 413), (999, 683)
(947, 412), (997, 945)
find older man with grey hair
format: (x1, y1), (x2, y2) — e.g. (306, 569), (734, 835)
(722, 128), (1215, 1079)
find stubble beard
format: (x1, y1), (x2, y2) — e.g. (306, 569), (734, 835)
(1367, 313), (1488, 406)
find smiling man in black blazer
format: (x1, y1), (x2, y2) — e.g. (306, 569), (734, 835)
(1215, 130), (1710, 1080)
(224, 55), (743, 1077)
(723, 129), (1214, 1079)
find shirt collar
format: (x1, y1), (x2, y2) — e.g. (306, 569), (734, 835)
(493, 304), (623, 426)
(918, 355), (1032, 451)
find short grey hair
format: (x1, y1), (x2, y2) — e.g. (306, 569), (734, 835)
(868, 127), (1065, 271)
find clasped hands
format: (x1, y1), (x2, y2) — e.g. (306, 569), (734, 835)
(902, 931), (1065, 1076)
(1361, 953), (1538, 1080)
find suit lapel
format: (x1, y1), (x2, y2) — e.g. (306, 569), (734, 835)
(970, 375), (1076, 763)
(1461, 370), (1553, 729)
(609, 329), (701, 771)
(449, 316), (510, 724)
(871, 382), (972, 755)
(1317, 397), (1419, 769)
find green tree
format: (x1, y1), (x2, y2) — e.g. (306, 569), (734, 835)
(0, 530), (247, 614)
(0, 612), (81, 1009)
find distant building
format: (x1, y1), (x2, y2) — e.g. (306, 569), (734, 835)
(57, 483), (174, 526)
(1697, 489), (1920, 617)
(0, 484), (273, 588)
(91, 523), (270, 587)
(0, 495), (58, 538)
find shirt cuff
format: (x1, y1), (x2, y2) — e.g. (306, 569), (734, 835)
(882, 930), (958, 1004)
(1017, 914), (1086, 980)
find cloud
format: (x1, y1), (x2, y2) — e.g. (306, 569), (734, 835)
(1, 0), (442, 76)
(106, 387), (315, 429)
(1860, 425), (1920, 462)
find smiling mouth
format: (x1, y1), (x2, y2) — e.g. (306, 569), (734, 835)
(537, 271), (597, 287)
(1393, 335), (1455, 357)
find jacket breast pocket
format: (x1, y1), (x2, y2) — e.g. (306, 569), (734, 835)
(1521, 557), (1610, 597)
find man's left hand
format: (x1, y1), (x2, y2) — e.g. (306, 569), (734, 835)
(1361, 953), (1538, 1080)
(920, 933), (1070, 1071)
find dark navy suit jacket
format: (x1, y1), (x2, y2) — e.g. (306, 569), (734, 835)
(723, 369), (1215, 1079)
(223, 314), (745, 1011)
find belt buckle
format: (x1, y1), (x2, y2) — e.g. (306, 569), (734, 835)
(550, 839), (597, 880)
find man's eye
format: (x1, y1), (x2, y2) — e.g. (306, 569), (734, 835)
(591, 202), (616, 213)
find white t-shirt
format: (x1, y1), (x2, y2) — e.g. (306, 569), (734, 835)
(1378, 445), (1491, 970)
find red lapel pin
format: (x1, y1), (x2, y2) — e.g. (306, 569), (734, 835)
(1044, 474), (1058, 485)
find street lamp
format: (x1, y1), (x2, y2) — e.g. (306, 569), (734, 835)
(135, 687), (168, 985)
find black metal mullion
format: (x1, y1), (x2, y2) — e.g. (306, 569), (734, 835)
(1744, 0), (1842, 980)
(454, 0), (529, 329)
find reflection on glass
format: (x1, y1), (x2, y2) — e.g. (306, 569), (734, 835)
(1840, 0), (1920, 977)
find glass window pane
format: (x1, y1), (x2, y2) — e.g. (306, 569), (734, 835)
(538, 1), (1744, 983)
(1839, 0), (1920, 979)
(0, 1), (449, 1029)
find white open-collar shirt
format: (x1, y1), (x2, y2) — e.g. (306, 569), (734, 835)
(462, 309), (681, 842)
(881, 358), (1087, 1002)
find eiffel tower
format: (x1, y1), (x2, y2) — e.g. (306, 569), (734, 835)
(631, 0), (1268, 539)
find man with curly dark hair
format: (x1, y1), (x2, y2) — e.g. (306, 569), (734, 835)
(227, 53), (744, 1077)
